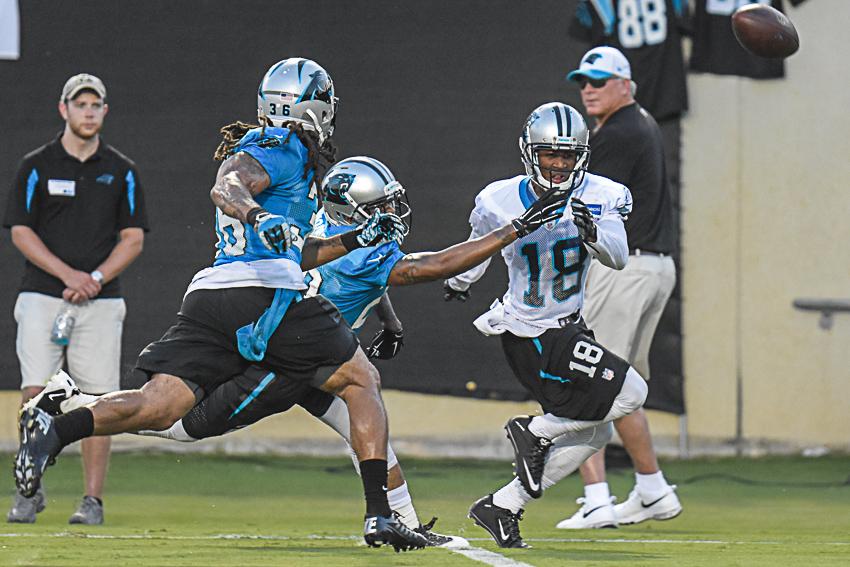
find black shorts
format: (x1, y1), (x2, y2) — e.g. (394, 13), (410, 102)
(180, 366), (336, 439)
(134, 287), (360, 393)
(500, 322), (629, 421)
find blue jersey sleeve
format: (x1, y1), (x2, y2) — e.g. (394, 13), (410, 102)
(309, 241), (405, 330)
(235, 128), (305, 189)
(333, 242), (404, 288)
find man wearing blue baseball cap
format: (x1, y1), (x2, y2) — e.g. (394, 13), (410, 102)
(558, 46), (681, 530)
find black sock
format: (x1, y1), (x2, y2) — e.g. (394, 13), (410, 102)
(84, 495), (103, 506)
(54, 408), (94, 447)
(360, 459), (391, 517)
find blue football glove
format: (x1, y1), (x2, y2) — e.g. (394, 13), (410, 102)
(443, 281), (470, 302)
(366, 328), (405, 360)
(357, 211), (406, 247)
(252, 210), (293, 254)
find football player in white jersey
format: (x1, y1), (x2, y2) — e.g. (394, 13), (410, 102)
(444, 102), (649, 548)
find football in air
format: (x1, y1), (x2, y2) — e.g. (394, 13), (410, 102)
(731, 3), (800, 58)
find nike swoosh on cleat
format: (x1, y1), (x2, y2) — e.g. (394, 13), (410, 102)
(498, 519), (510, 541)
(522, 461), (540, 492)
(46, 392), (66, 401)
(641, 494), (669, 508)
(583, 504), (607, 518)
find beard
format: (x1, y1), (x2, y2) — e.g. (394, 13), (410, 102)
(68, 121), (101, 140)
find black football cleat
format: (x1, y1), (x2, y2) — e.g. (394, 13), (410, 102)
(13, 407), (62, 498)
(505, 415), (551, 498)
(364, 513), (428, 552)
(415, 516), (470, 548)
(468, 494), (529, 549)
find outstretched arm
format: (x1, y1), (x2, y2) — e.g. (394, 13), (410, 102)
(301, 212), (407, 271)
(387, 224), (518, 286)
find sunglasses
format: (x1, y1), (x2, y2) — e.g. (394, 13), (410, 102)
(576, 76), (615, 89)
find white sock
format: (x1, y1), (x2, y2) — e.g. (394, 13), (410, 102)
(136, 420), (197, 442)
(492, 478), (532, 514)
(635, 471), (669, 500)
(584, 482), (611, 505)
(60, 392), (98, 413)
(387, 482), (419, 529)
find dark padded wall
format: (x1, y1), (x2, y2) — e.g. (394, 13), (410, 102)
(0, 0), (684, 413)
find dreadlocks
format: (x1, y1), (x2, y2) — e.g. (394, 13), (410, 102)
(213, 119), (337, 187)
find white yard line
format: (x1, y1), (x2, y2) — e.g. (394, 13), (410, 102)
(449, 546), (535, 567)
(0, 532), (848, 548)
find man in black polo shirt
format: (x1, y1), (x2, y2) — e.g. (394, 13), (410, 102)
(3, 73), (149, 524)
(556, 47), (681, 529)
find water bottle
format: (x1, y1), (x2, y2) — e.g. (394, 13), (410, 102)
(50, 302), (77, 345)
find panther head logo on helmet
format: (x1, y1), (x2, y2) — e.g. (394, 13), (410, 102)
(257, 58), (339, 143)
(321, 157), (411, 236)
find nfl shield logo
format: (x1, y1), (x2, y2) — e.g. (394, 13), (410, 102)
(601, 368), (615, 381)
(544, 220), (557, 231)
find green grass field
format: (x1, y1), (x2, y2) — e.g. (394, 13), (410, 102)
(1, 452), (848, 566)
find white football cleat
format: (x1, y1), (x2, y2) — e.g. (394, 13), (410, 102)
(555, 496), (618, 529)
(614, 485), (682, 525)
(23, 371), (81, 416)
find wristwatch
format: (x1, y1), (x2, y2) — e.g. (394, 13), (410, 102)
(90, 270), (104, 284)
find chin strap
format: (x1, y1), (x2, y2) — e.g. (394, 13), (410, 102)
(303, 109), (325, 144)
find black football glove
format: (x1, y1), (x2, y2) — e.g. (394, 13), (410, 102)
(570, 197), (598, 243)
(511, 189), (569, 237)
(366, 328), (404, 360)
(443, 281), (470, 302)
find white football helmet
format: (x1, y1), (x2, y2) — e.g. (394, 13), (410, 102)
(519, 102), (590, 193)
(321, 156), (411, 235)
(257, 58), (338, 143)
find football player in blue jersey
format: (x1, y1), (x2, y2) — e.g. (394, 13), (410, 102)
(25, 154), (573, 547)
(13, 58), (429, 551)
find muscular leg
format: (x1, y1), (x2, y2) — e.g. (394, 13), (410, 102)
(86, 374), (197, 434)
(318, 348), (388, 464)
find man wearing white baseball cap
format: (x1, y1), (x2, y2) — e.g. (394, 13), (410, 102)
(557, 46), (681, 530)
(60, 73), (108, 101)
(4, 72), (148, 524)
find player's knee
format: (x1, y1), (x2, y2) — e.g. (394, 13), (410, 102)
(590, 422), (614, 451)
(622, 366), (648, 413)
(347, 355), (381, 391)
(138, 375), (195, 429)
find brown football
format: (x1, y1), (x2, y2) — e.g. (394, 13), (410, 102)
(731, 4), (800, 59)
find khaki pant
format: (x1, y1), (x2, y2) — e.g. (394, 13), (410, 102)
(14, 292), (125, 393)
(582, 254), (676, 379)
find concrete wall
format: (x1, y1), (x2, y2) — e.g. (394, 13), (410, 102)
(677, 0), (850, 451)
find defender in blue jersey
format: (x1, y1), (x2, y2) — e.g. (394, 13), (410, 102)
(14, 58), (427, 552)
